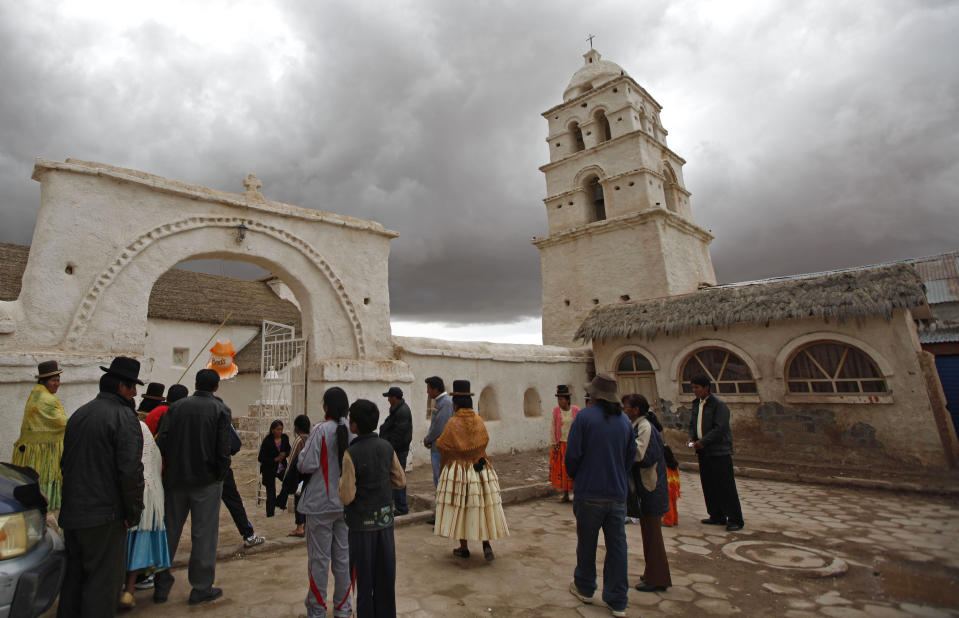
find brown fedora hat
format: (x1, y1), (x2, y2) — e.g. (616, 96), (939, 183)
(35, 360), (63, 379)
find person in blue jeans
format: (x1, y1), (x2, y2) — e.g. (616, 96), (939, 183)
(565, 374), (637, 618)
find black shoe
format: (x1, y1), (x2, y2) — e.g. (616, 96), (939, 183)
(635, 583), (668, 592)
(701, 518), (725, 525)
(188, 587), (223, 605)
(152, 572), (172, 604)
(726, 523), (744, 531)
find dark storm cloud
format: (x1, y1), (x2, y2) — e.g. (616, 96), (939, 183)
(1, 1), (956, 324)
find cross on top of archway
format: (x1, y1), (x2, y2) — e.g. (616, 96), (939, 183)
(243, 173), (262, 196)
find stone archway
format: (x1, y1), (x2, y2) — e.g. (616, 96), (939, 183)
(63, 217), (365, 359)
(5, 158), (397, 362)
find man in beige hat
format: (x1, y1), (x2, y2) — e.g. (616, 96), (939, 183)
(565, 374), (636, 618)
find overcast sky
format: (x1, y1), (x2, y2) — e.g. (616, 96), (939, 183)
(1, 1), (956, 342)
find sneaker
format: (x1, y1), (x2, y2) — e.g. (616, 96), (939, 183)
(568, 581), (593, 604)
(134, 574), (154, 590)
(244, 534), (265, 548)
(605, 602), (627, 617)
(188, 587), (223, 605)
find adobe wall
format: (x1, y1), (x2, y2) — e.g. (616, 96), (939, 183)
(390, 337), (592, 466)
(591, 310), (959, 471)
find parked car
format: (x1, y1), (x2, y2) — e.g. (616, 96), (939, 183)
(0, 463), (65, 618)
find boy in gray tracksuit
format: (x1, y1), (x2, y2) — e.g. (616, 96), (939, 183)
(297, 387), (354, 618)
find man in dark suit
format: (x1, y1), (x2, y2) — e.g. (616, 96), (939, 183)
(688, 375), (744, 531)
(380, 386), (413, 515)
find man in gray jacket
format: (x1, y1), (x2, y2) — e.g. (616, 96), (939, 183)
(154, 369), (233, 605)
(58, 357), (144, 618)
(422, 376), (452, 487)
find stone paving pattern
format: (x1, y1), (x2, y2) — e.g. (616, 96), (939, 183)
(49, 447), (959, 617)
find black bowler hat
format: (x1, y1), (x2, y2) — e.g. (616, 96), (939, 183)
(382, 386), (404, 399)
(555, 384), (571, 397)
(99, 357), (144, 385)
(450, 380), (473, 396)
(142, 382), (166, 401)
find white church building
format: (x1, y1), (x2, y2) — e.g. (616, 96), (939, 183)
(1, 50), (954, 474)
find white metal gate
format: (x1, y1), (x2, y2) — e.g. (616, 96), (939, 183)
(257, 320), (306, 505)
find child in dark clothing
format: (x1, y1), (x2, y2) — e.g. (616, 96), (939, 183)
(338, 399), (406, 618)
(662, 445), (681, 527)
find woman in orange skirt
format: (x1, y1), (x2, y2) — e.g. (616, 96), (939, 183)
(549, 385), (580, 502)
(662, 445), (681, 527)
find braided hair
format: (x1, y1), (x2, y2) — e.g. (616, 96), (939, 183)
(323, 387), (350, 468)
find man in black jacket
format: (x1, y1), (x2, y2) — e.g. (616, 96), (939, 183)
(58, 357), (144, 618)
(154, 369), (232, 605)
(688, 375), (744, 531)
(380, 386), (412, 515)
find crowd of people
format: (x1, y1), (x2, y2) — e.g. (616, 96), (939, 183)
(10, 357), (742, 618)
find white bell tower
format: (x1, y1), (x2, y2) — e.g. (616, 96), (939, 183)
(533, 49), (717, 346)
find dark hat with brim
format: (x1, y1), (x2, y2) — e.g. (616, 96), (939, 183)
(584, 373), (618, 404)
(450, 379), (474, 396)
(142, 382), (166, 401)
(35, 360), (63, 379)
(555, 384), (571, 397)
(100, 356), (144, 385)
(382, 386), (404, 399)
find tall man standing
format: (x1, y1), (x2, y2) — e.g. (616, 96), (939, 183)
(154, 369), (233, 605)
(688, 374), (744, 531)
(422, 376), (452, 487)
(565, 374), (636, 618)
(58, 357), (145, 618)
(380, 386), (413, 515)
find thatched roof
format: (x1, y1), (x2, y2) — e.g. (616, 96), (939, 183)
(0, 243), (29, 301)
(575, 263), (927, 343)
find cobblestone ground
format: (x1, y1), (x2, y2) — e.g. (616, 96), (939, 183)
(85, 464), (959, 617)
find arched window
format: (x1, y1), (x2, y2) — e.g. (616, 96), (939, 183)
(523, 387), (543, 417)
(663, 165), (679, 213)
(585, 176), (606, 222)
(570, 121), (585, 152)
(786, 342), (887, 393)
(681, 348), (757, 394)
(615, 352), (659, 409)
(478, 385), (501, 421)
(594, 110), (612, 142)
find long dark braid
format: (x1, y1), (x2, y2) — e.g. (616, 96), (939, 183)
(323, 387), (350, 468)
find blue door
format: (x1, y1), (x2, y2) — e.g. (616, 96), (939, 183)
(935, 355), (959, 439)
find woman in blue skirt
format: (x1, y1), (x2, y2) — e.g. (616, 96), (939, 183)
(118, 420), (171, 609)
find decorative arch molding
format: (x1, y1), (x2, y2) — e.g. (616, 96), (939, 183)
(63, 216), (366, 357)
(572, 165), (607, 191)
(669, 339), (762, 383)
(607, 344), (661, 374)
(774, 332), (894, 380)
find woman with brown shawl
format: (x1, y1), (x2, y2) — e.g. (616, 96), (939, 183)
(434, 380), (509, 560)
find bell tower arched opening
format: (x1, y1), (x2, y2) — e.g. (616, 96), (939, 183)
(585, 176), (606, 222)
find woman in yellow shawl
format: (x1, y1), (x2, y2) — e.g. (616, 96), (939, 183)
(434, 380), (509, 561)
(12, 360), (67, 510)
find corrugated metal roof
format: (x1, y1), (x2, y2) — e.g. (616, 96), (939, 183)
(910, 252), (959, 304)
(919, 328), (959, 344)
